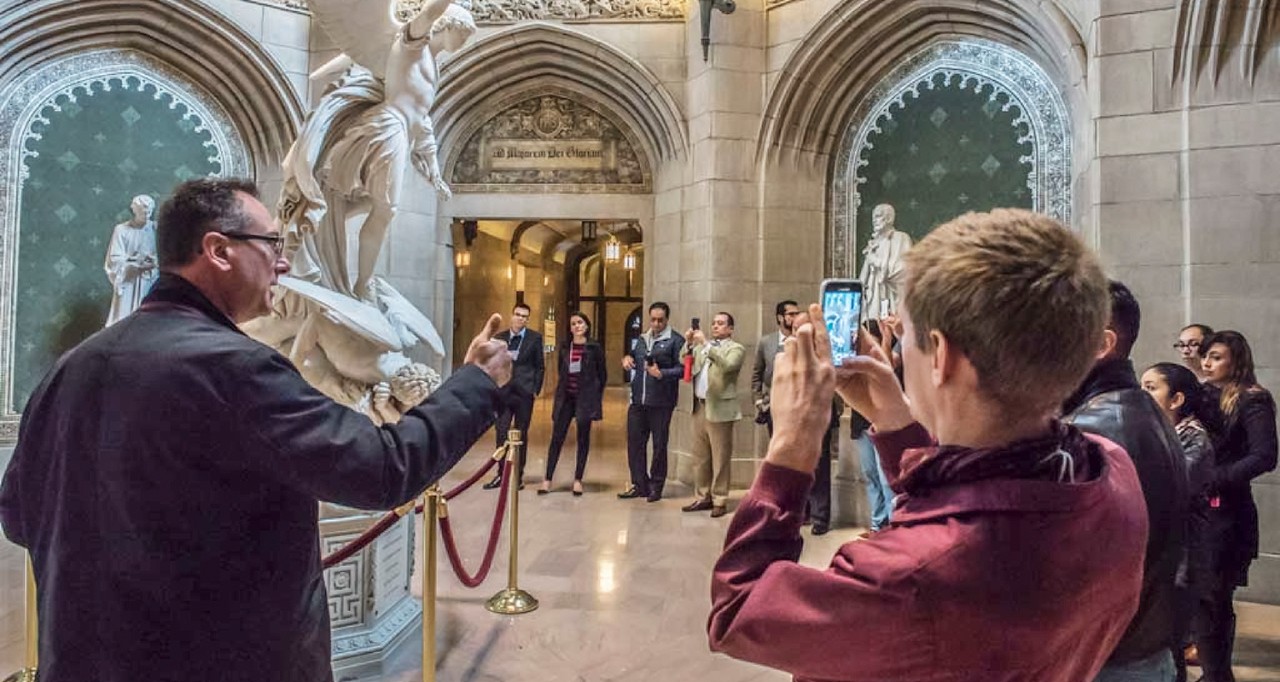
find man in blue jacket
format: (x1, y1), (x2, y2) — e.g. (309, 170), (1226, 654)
(619, 301), (685, 501)
(0, 178), (512, 682)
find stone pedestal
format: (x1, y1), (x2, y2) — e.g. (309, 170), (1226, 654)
(319, 505), (421, 681)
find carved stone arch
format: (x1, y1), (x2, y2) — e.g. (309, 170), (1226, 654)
(0, 0), (305, 437)
(829, 38), (1073, 276)
(435, 22), (687, 167)
(0, 0), (305, 170)
(758, 0), (1085, 158)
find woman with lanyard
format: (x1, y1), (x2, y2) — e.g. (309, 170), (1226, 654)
(540, 311), (607, 495)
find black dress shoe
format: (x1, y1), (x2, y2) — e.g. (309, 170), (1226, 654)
(682, 498), (713, 512)
(617, 486), (645, 499)
(646, 489), (663, 503)
(811, 524), (829, 536)
(481, 475), (502, 490)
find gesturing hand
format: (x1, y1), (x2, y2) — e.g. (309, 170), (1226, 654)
(465, 313), (512, 387)
(834, 329), (913, 433)
(765, 303), (836, 473)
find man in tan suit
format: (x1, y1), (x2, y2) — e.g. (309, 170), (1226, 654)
(681, 312), (745, 517)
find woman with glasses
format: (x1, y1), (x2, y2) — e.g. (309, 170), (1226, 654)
(1174, 324), (1214, 381)
(1196, 331), (1277, 681)
(539, 312), (606, 495)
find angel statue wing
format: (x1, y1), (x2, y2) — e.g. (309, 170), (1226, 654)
(374, 277), (445, 355)
(307, 0), (402, 80)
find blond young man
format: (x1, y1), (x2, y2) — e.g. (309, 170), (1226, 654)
(709, 209), (1149, 681)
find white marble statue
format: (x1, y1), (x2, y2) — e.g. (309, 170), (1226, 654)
(281, 0), (476, 303)
(246, 0), (471, 423)
(858, 203), (913, 322)
(103, 194), (158, 326)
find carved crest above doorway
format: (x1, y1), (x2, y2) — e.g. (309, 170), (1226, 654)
(449, 91), (651, 194)
(393, 0), (685, 23)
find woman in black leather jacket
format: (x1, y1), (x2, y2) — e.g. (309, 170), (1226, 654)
(1197, 331), (1278, 682)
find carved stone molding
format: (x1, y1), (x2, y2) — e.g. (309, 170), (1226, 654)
(397, 0), (685, 23)
(830, 38), (1071, 277)
(1174, 0), (1279, 84)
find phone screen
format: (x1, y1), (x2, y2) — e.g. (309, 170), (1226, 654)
(821, 280), (863, 364)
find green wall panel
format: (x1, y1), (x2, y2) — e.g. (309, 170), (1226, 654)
(855, 73), (1034, 254)
(14, 81), (220, 409)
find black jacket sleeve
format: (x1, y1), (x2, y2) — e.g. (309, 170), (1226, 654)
(533, 332), (546, 396)
(1216, 391), (1278, 489)
(224, 348), (500, 510)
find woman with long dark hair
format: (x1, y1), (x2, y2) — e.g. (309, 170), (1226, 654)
(539, 311), (606, 496)
(1196, 331), (1277, 681)
(1141, 362), (1219, 680)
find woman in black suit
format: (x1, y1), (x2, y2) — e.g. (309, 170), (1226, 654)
(539, 311), (607, 495)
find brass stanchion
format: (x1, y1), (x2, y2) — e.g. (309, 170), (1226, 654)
(485, 430), (538, 615)
(2, 558), (37, 682)
(421, 486), (441, 682)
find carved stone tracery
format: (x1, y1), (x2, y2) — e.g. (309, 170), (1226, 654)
(830, 39), (1071, 277)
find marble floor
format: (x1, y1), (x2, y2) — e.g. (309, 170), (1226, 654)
(357, 389), (1280, 682)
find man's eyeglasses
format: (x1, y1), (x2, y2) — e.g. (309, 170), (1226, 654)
(222, 232), (285, 256)
(1172, 341), (1202, 351)
(782, 311), (801, 318)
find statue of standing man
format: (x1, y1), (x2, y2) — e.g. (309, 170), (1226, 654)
(859, 203), (913, 322)
(104, 194), (158, 326)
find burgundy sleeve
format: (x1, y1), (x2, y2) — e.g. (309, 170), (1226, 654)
(708, 461), (933, 679)
(869, 421), (933, 487)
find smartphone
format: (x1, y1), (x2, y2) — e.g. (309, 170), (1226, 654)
(820, 278), (863, 364)
(691, 317), (701, 331)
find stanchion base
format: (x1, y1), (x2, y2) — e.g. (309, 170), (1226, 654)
(484, 588), (538, 615)
(2, 668), (37, 682)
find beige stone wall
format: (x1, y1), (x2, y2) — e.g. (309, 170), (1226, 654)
(1091, 0), (1280, 602)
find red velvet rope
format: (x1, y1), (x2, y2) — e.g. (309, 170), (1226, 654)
(320, 452), (505, 570)
(437, 459), (512, 588)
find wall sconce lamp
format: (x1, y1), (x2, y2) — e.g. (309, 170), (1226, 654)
(454, 249), (471, 270)
(581, 220), (598, 242)
(604, 237), (621, 262)
(700, 0), (737, 61)
(622, 250), (637, 271)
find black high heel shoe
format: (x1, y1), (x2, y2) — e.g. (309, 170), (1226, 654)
(537, 481), (551, 496)
(572, 481), (583, 497)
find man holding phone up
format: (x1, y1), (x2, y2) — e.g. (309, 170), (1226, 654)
(681, 313), (745, 518)
(620, 302), (685, 502)
(709, 210), (1148, 681)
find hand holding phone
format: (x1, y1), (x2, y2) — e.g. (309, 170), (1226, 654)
(691, 317), (701, 331)
(820, 279), (863, 365)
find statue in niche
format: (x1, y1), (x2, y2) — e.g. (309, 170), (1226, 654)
(103, 194), (158, 326)
(246, 0), (472, 423)
(859, 203), (913, 322)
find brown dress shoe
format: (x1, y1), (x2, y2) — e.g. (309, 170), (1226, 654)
(710, 505), (728, 518)
(682, 498), (713, 512)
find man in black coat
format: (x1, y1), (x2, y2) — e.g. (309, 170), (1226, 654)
(0, 179), (512, 682)
(484, 302), (545, 490)
(1063, 280), (1188, 681)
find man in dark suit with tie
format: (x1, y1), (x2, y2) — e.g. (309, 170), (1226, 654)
(484, 302), (545, 490)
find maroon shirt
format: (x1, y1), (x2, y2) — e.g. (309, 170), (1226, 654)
(709, 422), (1148, 681)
